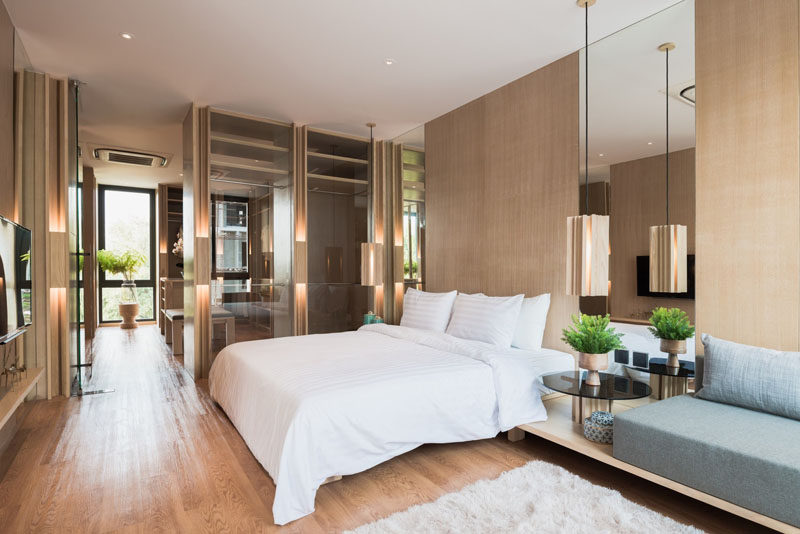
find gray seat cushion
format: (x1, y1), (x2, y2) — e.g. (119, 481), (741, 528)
(613, 394), (800, 527)
(698, 334), (800, 420)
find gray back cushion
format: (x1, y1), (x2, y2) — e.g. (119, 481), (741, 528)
(697, 334), (800, 420)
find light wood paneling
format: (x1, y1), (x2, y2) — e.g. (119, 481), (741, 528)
(695, 0), (800, 351)
(17, 72), (70, 399)
(0, 2), (13, 222)
(425, 54), (579, 352)
(609, 148), (695, 321)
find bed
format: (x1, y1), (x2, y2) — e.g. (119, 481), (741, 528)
(209, 322), (573, 525)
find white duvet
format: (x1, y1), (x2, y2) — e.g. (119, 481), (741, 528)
(208, 323), (573, 525)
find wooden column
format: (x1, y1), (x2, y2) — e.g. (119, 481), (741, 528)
(182, 105), (211, 379)
(18, 71), (70, 398)
(370, 140), (386, 318)
(388, 143), (405, 323)
(293, 125), (308, 335)
(81, 166), (97, 342)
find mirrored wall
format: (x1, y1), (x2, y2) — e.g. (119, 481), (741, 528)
(579, 0), (695, 322)
(393, 125), (426, 292)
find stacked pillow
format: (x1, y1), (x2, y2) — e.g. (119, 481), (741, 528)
(399, 288), (457, 333)
(399, 288), (551, 349)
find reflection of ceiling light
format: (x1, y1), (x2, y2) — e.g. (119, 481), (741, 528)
(647, 142), (653, 145)
(598, 153), (604, 157)
(120, 32), (134, 40)
(384, 58), (395, 66)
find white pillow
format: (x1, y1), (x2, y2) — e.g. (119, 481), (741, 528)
(400, 288), (457, 332)
(446, 293), (524, 347)
(511, 293), (551, 351)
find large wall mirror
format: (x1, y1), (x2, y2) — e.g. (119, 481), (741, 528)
(393, 125), (426, 292)
(579, 0), (695, 323)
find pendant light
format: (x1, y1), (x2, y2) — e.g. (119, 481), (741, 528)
(649, 42), (687, 293)
(566, 0), (609, 297)
(362, 122), (383, 287)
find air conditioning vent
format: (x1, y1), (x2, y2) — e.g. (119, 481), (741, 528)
(93, 148), (168, 167)
(679, 85), (695, 106)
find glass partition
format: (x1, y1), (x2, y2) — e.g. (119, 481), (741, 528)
(306, 129), (369, 333)
(208, 110), (293, 357)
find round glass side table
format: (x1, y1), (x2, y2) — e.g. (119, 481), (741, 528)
(624, 358), (695, 400)
(540, 370), (651, 423)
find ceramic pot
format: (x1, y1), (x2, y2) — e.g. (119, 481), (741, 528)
(660, 339), (687, 367)
(119, 302), (139, 329)
(579, 352), (608, 386)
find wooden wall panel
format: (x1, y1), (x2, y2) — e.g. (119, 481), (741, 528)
(425, 54), (579, 352)
(696, 0), (800, 351)
(609, 148), (695, 322)
(0, 2), (13, 221)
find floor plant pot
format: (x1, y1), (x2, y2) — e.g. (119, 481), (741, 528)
(119, 302), (139, 329)
(579, 352), (608, 387)
(660, 339), (687, 368)
(119, 279), (139, 329)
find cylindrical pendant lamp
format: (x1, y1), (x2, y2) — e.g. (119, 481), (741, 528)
(649, 42), (687, 293)
(566, 0), (610, 297)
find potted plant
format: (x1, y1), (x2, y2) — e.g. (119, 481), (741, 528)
(562, 314), (625, 386)
(172, 226), (184, 278)
(97, 249), (147, 329)
(648, 307), (695, 368)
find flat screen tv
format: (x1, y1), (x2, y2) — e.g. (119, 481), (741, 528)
(0, 215), (32, 344)
(636, 254), (695, 300)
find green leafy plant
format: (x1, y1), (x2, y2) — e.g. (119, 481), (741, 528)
(648, 307), (695, 340)
(561, 314), (625, 354)
(97, 249), (146, 281)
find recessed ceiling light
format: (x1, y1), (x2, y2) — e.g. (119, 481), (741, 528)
(120, 32), (134, 40)
(647, 141), (653, 145)
(598, 153), (605, 157)
(384, 58), (395, 66)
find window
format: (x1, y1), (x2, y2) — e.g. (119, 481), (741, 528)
(212, 198), (249, 277)
(98, 185), (156, 323)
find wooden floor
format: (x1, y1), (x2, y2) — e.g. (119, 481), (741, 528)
(0, 326), (773, 533)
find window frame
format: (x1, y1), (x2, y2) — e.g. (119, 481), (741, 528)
(97, 184), (157, 323)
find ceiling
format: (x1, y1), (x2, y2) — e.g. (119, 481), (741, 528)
(6, 0), (683, 188)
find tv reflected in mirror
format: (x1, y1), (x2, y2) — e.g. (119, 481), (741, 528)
(0, 215), (32, 344)
(636, 255), (695, 300)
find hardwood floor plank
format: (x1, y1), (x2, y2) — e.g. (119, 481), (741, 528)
(0, 326), (773, 533)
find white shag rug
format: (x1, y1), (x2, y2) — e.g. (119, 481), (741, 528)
(347, 461), (704, 534)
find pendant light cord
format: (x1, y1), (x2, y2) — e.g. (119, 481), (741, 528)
(665, 46), (670, 226)
(584, 2), (589, 215)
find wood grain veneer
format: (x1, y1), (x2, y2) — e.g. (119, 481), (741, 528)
(609, 148), (695, 321)
(0, 3), (12, 222)
(425, 54), (579, 352)
(695, 0), (800, 351)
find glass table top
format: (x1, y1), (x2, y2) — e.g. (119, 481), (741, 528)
(540, 371), (651, 400)
(625, 358), (695, 378)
